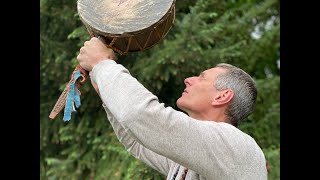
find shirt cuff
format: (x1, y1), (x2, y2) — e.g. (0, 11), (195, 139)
(90, 59), (117, 83)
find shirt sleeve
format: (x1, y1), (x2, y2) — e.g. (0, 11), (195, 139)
(102, 103), (173, 176)
(91, 60), (268, 179)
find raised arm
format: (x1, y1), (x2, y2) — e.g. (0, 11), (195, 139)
(102, 103), (173, 175)
(89, 69), (173, 176)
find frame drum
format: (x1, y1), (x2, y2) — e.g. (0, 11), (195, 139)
(77, 0), (176, 55)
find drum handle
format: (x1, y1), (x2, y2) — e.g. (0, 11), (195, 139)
(97, 35), (107, 44)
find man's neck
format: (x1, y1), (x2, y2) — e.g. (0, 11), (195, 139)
(188, 110), (227, 123)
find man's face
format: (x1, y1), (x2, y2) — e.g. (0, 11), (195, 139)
(176, 67), (226, 115)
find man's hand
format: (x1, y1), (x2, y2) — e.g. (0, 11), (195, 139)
(77, 37), (116, 71)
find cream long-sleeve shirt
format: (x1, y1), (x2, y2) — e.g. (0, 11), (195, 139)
(91, 60), (268, 180)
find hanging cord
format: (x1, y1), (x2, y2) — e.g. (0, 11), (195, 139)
(49, 65), (88, 120)
(63, 66), (87, 121)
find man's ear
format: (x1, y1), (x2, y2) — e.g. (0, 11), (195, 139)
(212, 89), (234, 106)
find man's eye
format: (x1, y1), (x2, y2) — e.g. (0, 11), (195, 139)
(199, 73), (205, 78)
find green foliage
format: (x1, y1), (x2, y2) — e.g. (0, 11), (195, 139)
(41, 0), (279, 179)
(263, 147), (280, 180)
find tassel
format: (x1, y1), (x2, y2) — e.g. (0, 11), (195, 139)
(63, 70), (82, 121)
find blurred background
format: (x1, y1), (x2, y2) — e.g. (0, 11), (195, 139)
(40, 0), (280, 179)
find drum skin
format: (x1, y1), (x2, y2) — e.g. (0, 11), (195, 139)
(78, 0), (176, 55)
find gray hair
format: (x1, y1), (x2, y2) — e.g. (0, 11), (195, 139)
(214, 63), (257, 127)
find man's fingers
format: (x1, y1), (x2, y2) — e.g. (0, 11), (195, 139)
(79, 46), (85, 54)
(91, 37), (99, 42)
(84, 40), (90, 46)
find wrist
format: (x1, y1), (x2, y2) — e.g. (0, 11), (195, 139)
(91, 59), (117, 78)
(91, 58), (111, 70)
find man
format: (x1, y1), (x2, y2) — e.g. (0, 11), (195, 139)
(77, 37), (268, 180)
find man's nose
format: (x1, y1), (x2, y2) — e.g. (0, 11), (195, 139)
(184, 77), (196, 86)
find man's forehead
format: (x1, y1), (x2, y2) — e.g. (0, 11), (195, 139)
(203, 67), (224, 74)
(201, 67), (226, 79)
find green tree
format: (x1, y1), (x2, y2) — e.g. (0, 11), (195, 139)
(41, 0), (280, 179)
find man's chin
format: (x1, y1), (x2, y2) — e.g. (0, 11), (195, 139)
(176, 97), (186, 110)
